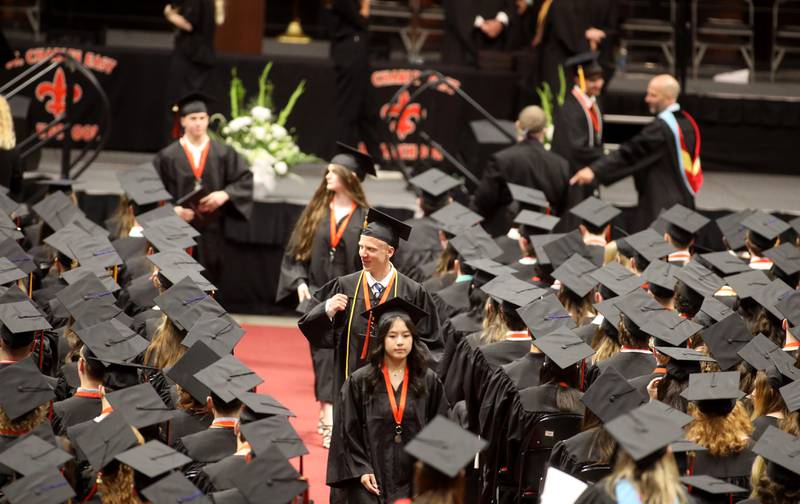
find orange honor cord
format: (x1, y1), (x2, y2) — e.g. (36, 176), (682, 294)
(382, 363), (409, 444)
(359, 271), (397, 360)
(181, 140), (211, 181)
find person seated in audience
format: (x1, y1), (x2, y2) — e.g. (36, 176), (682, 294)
(740, 427), (800, 504)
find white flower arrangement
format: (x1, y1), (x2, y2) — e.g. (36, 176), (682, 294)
(211, 63), (314, 195)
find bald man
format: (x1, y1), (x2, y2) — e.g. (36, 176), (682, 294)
(472, 105), (571, 236)
(570, 74), (703, 231)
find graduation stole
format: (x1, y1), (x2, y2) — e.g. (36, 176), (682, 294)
(571, 86), (602, 146)
(658, 106), (703, 195)
(532, 0), (554, 47)
(329, 202), (358, 261)
(381, 362), (409, 444)
(344, 269), (399, 379)
(180, 137), (211, 181)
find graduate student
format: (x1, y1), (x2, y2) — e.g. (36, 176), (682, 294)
(327, 298), (448, 503)
(277, 142), (373, 446)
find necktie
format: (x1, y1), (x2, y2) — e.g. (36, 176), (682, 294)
(372, 283), (384, 300)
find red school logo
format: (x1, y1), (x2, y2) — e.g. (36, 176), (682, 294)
(34, 67), (84, 118)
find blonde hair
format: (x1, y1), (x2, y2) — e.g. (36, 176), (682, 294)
(685, 401), (753, 457)
(480, 298), (508, 344)
(0, 96), (15, 150)
(97, 463), (143, 504)
(591, 332), (620, 365)
(751, 371), (786, 420)
(0, 404), (47, 433)
(749, 455), (800, 504)
(144, 315), (186, 369)
(109, 196), (137, 239)
(605, 450), (688, 504)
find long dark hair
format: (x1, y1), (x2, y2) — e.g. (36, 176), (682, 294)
(367, 312), (429, 395)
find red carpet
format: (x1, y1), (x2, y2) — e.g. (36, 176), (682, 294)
(238, 323), (330, 504)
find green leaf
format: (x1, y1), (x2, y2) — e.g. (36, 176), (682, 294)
(257, 62), (273, 108)
(277, 80), (305, 127)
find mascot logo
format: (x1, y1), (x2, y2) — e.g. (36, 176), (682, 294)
(380, 90), (425, 141)
(35, 67), (83, 117)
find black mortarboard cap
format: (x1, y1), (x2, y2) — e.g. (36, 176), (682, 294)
(781, 379), (800, 412)
(228, 444), (307, 504)
(240, 416), (308, 459)
(142, 217), (198, 252)
(61, 265), (120, 293)
(72, 304), (133, 333)
(725, 269), (771, 300)
(737, 333), (797, 374)
(115, 440), (192, 478)
(697, 251), (749, 276)
(777, 290), (800, 326)
(752, 278), (794, 319)
(531, 328), (595, 368)
(55, 273), (115, 318)
(182, 314), (244, 355)
(116, 163), (172, 206)
(210, 489), (247, 504)
(237, 392), (295, 418)
(0, 211), (22, 241)
(742, 210), (790, 242)
(698, 296), (734, 325)
(0, 435), (72, 476)
(75, 318), (149, 366)
(449, 225), (502, 261)
(671, 439), (707, 453)
(593, 297), (621, 329)
(716, 209), (755, 251)
(507, 182), (548, 209)
(111, 236), (148, 262)
(641, 312), (702, 346)
(360, 296), (429, 327)
(430, 202), (483, 236)
(70, 233), (123, 270)
(642, 260), (678, 292)
(569, 197), (620, 229)
(0, 359), (54, 420)
(552, 254), (599, 297)
(765, 243), (800, 276)
(654, 346), (715, 363)
(516, 294), (577, 338)
(590, 261), (642, 296)
(481, 274), (547, 308)
(43, 222), (86, 260)
(154, 277), (226, 331)
(752, 426), (800, 483)
(648, 399), (695, 428)
(564, 51), (604, 76)
(147, 249), (205, 273)
(106, 382), (177, 428)
(514, 209), (560, 234)
(625, 228), (677, 262)
(159, 266), (216, 292)
(464, 258), (516, 281)
(136, 205), (201, 237)
(613, 289), (669, 328)
(140, 471), (211, 504)
(604, 401), (684, 462)
(530, 233), (563, 266)
(361, 207), (412, 249)
(542, 230), (594, 269)
(2, 467), (75, 504)
(31, 191), (79, 231)
(0, 238), (35, 274)
(580, 367), (646, 423)
(408, 168), (461, 204)
(331, 142), (376, 181)
(404, 415), (487, 478)
(661, 204), (709, 240)
(0, 297), (52, 334)
(680, 475), (747, 496)
(681, 371), (744, 402)
(67, 413), (138, 471)
(175, 91), (213, 116)
(193, 354), (263, 403)
(675, 260), (725, 297)
(702, 314), (751, 370)
(166, 341), (222, 403)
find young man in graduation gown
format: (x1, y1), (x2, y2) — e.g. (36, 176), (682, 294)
(298, 208), (444, 400)
(472, 105), (571, 237)
(153, 94), (253, 286)
(570, 74), (703, 232)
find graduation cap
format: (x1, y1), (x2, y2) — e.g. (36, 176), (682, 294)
(408, 168), (461, 206)
(777, 290), (800, 327)
(738, 333), (797, 374)
(464, 258), (517, 282)
(680, 475), (747, 498)
(0, 211), (23, 241)
(67, 412), (139, 471)
(715, 209), (755, 251)
(531, 233), (563, 266)
(660, 204), (709, 243)
(741, 210), (790, 244)
(697, 251), (749, 276)
(641, 260), (678, 293)
(228, 445), (308, 504)
(237, 392), (295, 418)
(404, 415), (487, 478)
(674, 260), (725, 297)
(0, 435), (72, 476)
(590, 261), (642, 296)
(74, 318), (149, 366)
(781, 378), (800, 412)
(166, 340), (223, 403)
(55, 273), (116, 319)
(0, 359), (54, 420)
(154, 277), (226, 331)
(752, 278), (794, 320)
(641, 312), (702, 347)
(240, 416), (308, 459)
(70, 233), (123, 270)
(542, 230), (594, 269)
(174, 91), (214, 116)
(552, 254), (599, 297)
(697, 296), (734, 325)
(0, 296), (51, 337)
(702, 314), (751, 370)
(764, 243), (800, 276)
(681, 371), (744, 403)
(671, 439), (707, 453)
(61, 265), (120, 293)
(0, 238), (36, 275)
(159, 266), (216, 292)
(481, 274), (548, 308)
(140, 471), (211, 504)
(655, 346), (715, 363)
(564, 51), (603, 78)
(1, 467), (76, 504)
(612, 289), (669, 328)
(361, 207), (412, 249)
(580, 367), (646, 423)
(430, 202), (483, 236)
(111, 236), (148, 263)
(624, 228), (677, 262)
(142, 217), (198, 251)
(72, 304), (133, 333)
(106, 382), (177, 428)
(752, 426), (800, 489)
(182, 314), (245, 355)
(507, 182), (548, 210)
(136, 205), (200, 237)
(43, 222), (87, 260)
(116, 163), (172, 206)
(725, 269), (770, 300)
(331, 142), (376, 181)
(514, 209), (560, 235)
(569, 197), (620, 230)
(360, 298), (430, 331)
(531, 328), (595, 369)
(210, 489), (247, 504)
(193, 354), (263, 403)
(449, 225), (502, 261)
(604, 401), (685, 463)
(516, 294), (577, 338)
(593, 296), (622, 329)
(147, 249), (205, 274)
(115, 440), (192, 478)
(31, 191), (80, 231)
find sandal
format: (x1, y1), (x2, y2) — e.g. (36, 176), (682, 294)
(322, 425), (332, 449)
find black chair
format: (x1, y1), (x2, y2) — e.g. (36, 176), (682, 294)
(771, 0), (800, 81)
(518, 413), (584, 503)
(620, 0), (677, 73)
(576, 464), (613, 484)
(692, 0), (755, 80)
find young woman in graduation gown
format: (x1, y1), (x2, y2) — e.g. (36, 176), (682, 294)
(277, 145), (370, 445)
(327, 300), (448, 504)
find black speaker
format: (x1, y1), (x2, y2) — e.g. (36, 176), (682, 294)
(459, 119), (516, 185)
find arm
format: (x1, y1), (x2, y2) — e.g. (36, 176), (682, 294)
(276, 252), (311, 303)
(221, 147), (254, 219)
(590, 120), (666, 186)
(331, 0), (369, 31)
(556, 102), (603, 167)
(165, 4), (193, 32)
(297, 279), (342, 348)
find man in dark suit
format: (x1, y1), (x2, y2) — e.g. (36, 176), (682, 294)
(570, 74), (703, 232)
(472, 106), (571, 236)
(442, 0), (517, 66)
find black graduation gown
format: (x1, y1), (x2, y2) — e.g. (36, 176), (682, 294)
(176, 426), (238, 464)
(549, 427), (604, 478)
(751, 415), (779, 441)
(585, 0), (620, 83)
(585, 350), (657, 387)
(153, 139), (253, 285)
(298, 269), (444, 400)
(197, 453), (248, 493)
(472, 138), (571, 236)
(327, 365), (448, 504)
(51, 394), (102, 435)
(691, 442), (757, 491)
(502, 352), (546, 390)
(628, 367), (665, 400)
(168, 410), (213, 447)
(574, 480), (618, 504)
(431, 279), (471, 321)
(590, 112), (697, 232)
(392, 216), (442, 283)
(442, 0), (517, 66)
(277, 206), (367, 403)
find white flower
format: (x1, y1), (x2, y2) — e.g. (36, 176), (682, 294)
(251, 106), (272, 122)
(270, 124), (287, 139)
(222, 126), (230, 135)
(251, 126), (266, 141)
(227, 116), (252, 132)
(274, 161), (288, 176)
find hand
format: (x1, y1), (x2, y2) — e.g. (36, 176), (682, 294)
(647, 377), (662, 401)
(481, 19), (504, 39)
(585, 27), (606, 45)
(516, 0), (528, 15)
(360, 0), (370, 17)
(569, 167), (595, 186)
(360, 474), (380, 495)
(174, 205), (195, 222)
(297, 283), (311, 303)
(164, 4), (176, 17)
(197, 190), (230, 214)
(326, 293), (348, 319)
